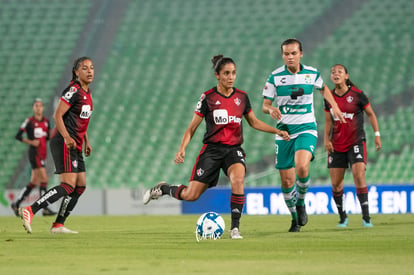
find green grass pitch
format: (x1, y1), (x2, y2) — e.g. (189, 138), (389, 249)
(1, 214), (414, 274)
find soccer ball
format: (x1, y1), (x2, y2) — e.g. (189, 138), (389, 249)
(195, 212), (225, 241)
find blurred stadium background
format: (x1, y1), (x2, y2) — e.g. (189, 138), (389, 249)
(1, 0), (413, 195)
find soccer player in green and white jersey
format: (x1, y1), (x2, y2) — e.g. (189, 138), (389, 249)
(262, 39), (345, 232)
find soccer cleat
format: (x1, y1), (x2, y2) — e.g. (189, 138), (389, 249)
(296, 205), (308, 226)
(337, 217), (349, 228)
(11, 202), (19, 217)
(50, 223), (78, 234)
(288, 219), (301, 232)
(362, 219), (374, 228)
(143, 181), (168, 205)
(18, 206), (33, 234)
(42, 207), (57, 216)
(230, 227), (243, 239)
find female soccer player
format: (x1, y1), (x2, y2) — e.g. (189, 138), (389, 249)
(262, 39), (346, 232)
(143, 55), (290, 239)
(12, 98), (55, 216)
(324, 64), (381, 228)
(19, 57), (94, 234)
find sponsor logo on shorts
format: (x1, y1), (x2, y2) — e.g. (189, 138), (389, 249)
(72, 160), (78, 168)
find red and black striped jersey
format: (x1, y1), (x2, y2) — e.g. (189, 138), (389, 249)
(324, 86), (370, 152)
(16, 116), (50, 159)
(59, 81), (93, 152)
(195, 87), (252, 146)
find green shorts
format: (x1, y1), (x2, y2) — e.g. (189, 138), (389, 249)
(275, 133), (317, 170)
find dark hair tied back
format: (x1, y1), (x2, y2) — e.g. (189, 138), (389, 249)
(211, 55), (235, 74)
(71, 56), (92, 81)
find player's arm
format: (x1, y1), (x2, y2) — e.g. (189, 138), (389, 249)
(54, 100), (76, 149)
(262, 98), (282, 120)
(175, 114), (203, 164)
(15, 122), (39, 147)
(324, 111), (334, 153)
(319, 84), (346, 123)
(364, 105), (382, 151)
(244, 111), (289, 140)
(84, 132), (92, 156)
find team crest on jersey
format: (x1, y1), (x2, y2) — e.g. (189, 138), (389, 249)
(347, 96), (354, 103)
(234, 97), (241, 106)
(305, 74), (311, 84)
(72, 160), (78, 168)
(196, 168), (204, 177)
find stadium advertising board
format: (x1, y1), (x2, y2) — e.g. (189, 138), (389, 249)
(182, 185), (414, 215)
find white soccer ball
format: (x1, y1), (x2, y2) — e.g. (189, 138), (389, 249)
(195, 212), (225, 241)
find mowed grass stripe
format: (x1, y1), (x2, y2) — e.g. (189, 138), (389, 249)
(1, 214), (413, 274)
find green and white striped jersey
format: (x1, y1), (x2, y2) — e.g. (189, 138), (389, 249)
(262, 64), (323, 139)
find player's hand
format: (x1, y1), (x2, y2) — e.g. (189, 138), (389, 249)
(375, 136), (381, 151)
(324, 140), (334, 153)
(64, 136), (76, 150)
(269, 106), (282, 120)
(277, 130), (290, 141)
(84, 143), (92, 157)
(331, 106), (346, 123)
(31, 139), (40, 147)
(174, 150), (185, 164)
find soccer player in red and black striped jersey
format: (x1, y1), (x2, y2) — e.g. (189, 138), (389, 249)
(11, 98), (56, 217)
(324, 64), (381, 228)
(19, 57), (94, 234)
(143, 55), (290, 239)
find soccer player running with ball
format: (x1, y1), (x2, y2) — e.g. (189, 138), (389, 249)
(262, 39), (346, 232)
(324, 64), (381, 228)
(19, 57), (94, 234)
(143, 55), (290, 239)
(11, 98), (56, 217)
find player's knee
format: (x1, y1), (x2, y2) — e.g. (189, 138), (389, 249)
(295, 165), (309, 178)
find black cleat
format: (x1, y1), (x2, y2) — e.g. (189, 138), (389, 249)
(11, 202), (19, 217)
(43, 207), (57, 216)
(288, 219), (301, 232)
(296, 205), (308, 226)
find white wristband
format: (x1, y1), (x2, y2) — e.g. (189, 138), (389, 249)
(374, 131), (380, 137)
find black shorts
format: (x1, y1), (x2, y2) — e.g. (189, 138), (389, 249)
(327, 142), (366, 168)
(50, 134), (85, 174)
(28, 149), (46, 169)
(190, 143), (246, 187)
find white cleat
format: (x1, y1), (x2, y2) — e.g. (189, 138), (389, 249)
(18, 207), (33, 234)
(143, 181), (168, 205)
(230, 227), (243, 239)
(50, 225), (79, 234)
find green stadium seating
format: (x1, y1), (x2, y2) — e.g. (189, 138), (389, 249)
(86, 0), (338, 188)
(3, 0), (413, 190)
(0, 0), (92, 188)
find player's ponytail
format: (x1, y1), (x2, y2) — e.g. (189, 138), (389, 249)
(71, 56), (92, 81)
(211, 55), (235, 74)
